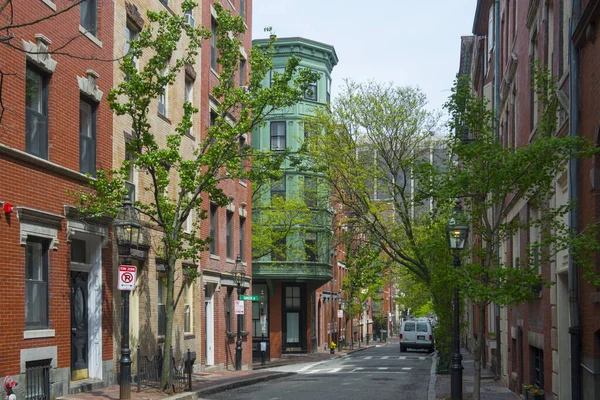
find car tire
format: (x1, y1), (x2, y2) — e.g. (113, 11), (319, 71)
(400, 345), (406, 352)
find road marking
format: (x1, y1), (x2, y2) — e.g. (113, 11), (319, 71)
(419, 357), (426, 360)
(363, 356), (373, 359)
(402, 367), (412, 370)
(381, 356), (389, 359)
(327, 368), (341, 373)
(399, 356), (406, 360)
(307, 369), (321, 374)
(378, 367), (388, 370)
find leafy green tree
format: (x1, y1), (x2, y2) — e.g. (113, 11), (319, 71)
(305, 80), (455, 356)
(438, 68), (598, 399)
(73, 1), (316, 391)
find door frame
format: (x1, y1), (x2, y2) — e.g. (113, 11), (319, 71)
(204, 284), (215, 366)
(282, 283), (306, 352)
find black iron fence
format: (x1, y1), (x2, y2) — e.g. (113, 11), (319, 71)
(136, 346), (195, 393)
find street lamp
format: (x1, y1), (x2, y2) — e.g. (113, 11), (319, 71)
(447, 199), (469, 400)
(114, 194), (142, 400)
(232, 254), (246, 371)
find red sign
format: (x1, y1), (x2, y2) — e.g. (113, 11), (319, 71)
(118, 265), (137, 291)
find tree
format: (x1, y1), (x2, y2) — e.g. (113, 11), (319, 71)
(438, 68), (599, 400)
(305, 80), (455, 358)
(74, 1), (317, 391)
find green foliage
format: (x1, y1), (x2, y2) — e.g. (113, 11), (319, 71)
(73, 2), (316, 392)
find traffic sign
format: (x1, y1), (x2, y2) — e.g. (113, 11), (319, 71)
(337, 309), (344, 318)
(240, 295), (259, 301)
(234, 300), (244, 315)
(118, 265), (137, 291)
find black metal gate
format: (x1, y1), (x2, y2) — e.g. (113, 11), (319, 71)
(136, 346), (195, 393)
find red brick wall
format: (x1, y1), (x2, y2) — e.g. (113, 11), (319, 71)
(0, 0), (114, 375)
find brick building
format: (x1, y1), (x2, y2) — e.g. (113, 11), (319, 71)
(0, 0), (115, 397)
(197, 0), (253, 371)
(460, 1), (600, 398)
(112, 0), (254, 374)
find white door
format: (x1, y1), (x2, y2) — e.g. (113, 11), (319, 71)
(205, 287), (215, 366)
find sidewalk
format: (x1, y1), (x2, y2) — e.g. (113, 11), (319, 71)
(433, 348), (518, 400)
(58, 343), (374, 400)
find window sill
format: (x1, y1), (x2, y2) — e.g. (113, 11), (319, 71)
(239, 180), (247, 188)
(157, 112), (171, 124)
(210, 67), (219, 78)
(79, 25), (102, 48)
(24, 329), (55, 339)
(40, 0), (56, 11)
(209, 254), (220, 261)
(184, 130), (196, 141)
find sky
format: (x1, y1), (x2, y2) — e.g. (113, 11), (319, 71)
(252, 0), (478, 115)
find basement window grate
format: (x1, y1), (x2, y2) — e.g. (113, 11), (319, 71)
(26, 359), (51, 400)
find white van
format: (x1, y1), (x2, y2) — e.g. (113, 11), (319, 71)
(399, 319), (434, 352)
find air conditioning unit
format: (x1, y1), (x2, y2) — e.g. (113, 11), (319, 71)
(185, 13), (195, 27)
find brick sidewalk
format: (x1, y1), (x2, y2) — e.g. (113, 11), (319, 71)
(434, 348), (518, 400)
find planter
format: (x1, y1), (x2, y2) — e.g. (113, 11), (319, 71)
(526, 391), (544, 400)
(330, 349), (335, 354)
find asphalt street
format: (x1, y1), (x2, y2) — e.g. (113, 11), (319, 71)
(206, 343), (434, 400)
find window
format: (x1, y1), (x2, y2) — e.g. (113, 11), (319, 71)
(158, 68), (168, 117)
(183, 283), (192, 334)
(226, 210), (233, 259)
(25, 238), (49, 329)
(184, 79), (193, 136)
(210, 19), (217, 71)
(159, 0), (168, 6)
(304, 176), (316, 208)
(79, 99), (97, 176)
(226, 288), (233, 333)
(125, 24), (139, 72)
(273, 235), (286, 261)
(71, 239), (87, 263)
(239, 217), (245, 261)
(531, 346), (544, 389)
(403, 322), (415, 332)
(305, 232), (317, 262)
(239, 0), (246, 22)
(270, 121), (286, 151)
(210, 203), (217, 254)
(125, 149), (136, 201)
(271, 176), (286, 200)
(304, 74), (317, 101)
(26, 359), (50, 400)
(239, 59), (246, 87)
(326, 76), (331, 103)
(285, 286), (301, 309)
(270, 67), (284, 87)
(158, 279), (166, 336)
(25, 67), (48, 159)
(80, 0), (98, 36)
(184, 9), (195, 27)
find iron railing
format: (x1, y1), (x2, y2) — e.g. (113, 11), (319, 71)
(136, 346), (195, 393)
(25, 360), (50, 400)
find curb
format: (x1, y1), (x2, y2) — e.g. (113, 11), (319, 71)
(193, 372), (295, 398)
(428, 350), (438, 400)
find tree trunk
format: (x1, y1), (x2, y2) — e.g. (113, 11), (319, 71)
(473, 305), (486, 400)
(160, 256), (176, 392)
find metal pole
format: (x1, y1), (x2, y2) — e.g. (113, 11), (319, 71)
(236, 284), (243, 371)
(120, 256), (132, 400)
(450, 254), (463, 400)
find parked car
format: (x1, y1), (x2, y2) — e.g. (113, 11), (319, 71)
(399, 319), (434, 352)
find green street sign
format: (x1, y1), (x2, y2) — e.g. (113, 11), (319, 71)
(240, 295), (259, 301)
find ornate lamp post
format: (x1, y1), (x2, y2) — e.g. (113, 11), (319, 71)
(114, 195), (142, 400)
(232, 254), (246, 371)
(447, 199), (469, 400)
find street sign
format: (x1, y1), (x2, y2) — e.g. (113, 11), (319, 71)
(240, 295), (259, 301)
(337, 309), (344, 318)
(260, 314), (267, 334)
(234, 300), (244, 315)
(118, 265), (137, 291)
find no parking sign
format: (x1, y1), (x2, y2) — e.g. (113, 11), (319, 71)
(118, 265), (137, 291)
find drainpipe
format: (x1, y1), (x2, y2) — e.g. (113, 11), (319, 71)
(493, 0), (502, 380)
(568, 0), (582, 399)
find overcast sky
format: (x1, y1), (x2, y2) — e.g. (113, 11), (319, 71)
(252, 0), (478, 116)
